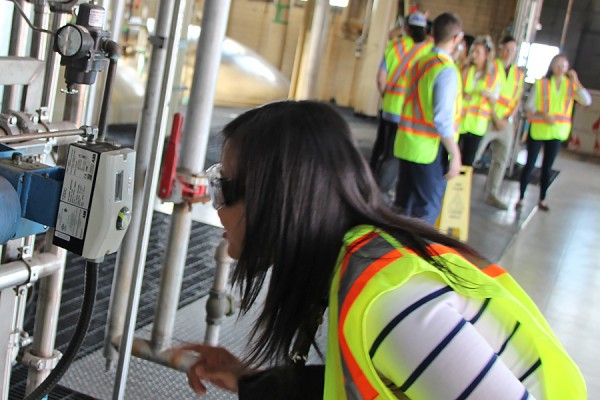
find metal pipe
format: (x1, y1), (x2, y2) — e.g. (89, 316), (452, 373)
(98, 42), (121, 142)
(24, 232), (67, 395)
(30, 0), (50, 60)
(151, 0), (232, 355)
(111, 0), (186, 395)
(0, 252), (63, 292)
(104, 0), (178, 369)
(0, 287), (18, 400)
(41, 13), (69, 117)
(115, 337), (199, 373)
(3, 0), (29, 113)
(63, 85), (90, 126)
(150, 203), (192, 352)
(204, 240), (233, 345)
(0, 128), (85, 144)
(560, 0), (574, 49)
(109, 0), (127, 43)
(177, 0), (232, 175)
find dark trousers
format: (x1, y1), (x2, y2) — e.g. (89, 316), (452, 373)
(370, 118), (399, 194)
(519, 135), (562, 201)
(394, 146), (448, 225)
(459, 132), (483, 166)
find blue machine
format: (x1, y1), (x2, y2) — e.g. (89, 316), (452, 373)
(0, 144), (64, 243)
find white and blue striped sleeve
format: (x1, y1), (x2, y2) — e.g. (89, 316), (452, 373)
(364, 273), (538, 400)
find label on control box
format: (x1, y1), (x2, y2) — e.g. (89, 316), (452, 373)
(56, 203), (88, 239)
(62, 147), (97, 208)
(54, 145), (99, 254)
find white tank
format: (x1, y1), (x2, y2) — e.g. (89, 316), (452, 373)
(109, 37), (290, 124)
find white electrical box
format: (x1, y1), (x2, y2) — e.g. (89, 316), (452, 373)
(53, 142), (135, 261)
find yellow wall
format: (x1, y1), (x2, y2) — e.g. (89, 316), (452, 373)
(218, 0), (518, 108)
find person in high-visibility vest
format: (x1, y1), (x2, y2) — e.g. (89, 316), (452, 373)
(518, 54), (591, 211)
(392, 13), (463, 225)
(459, 35), (501, 166)
(174, 100), (586, 399)
(473, 35), (524, 210)
(371, 12), (431, 202)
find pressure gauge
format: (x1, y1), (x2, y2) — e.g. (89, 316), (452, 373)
(55, 24), (93, 58)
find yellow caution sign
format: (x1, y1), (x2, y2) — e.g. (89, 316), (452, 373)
(437, 166), (472, 242)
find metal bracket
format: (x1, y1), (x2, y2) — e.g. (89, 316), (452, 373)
(21, 350), (62, 372)
(149, 35), (167, 48)
(21, 257), (39, 284)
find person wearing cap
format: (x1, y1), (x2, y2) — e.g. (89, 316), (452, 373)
(459, 35), (501, 167)
(371, 11), (432, 203)
(393, 13), (464, 225)
(473, 35), (525, 210)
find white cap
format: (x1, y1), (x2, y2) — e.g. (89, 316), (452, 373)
(407, 12), (427, 28)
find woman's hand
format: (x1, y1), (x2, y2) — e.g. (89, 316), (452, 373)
(543, 113), (556, 125)
(173, 344), (255, 395)
(479, 90), (493, 100)
(567, 69), (580, 84)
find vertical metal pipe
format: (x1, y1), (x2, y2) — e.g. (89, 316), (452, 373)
(156, 0), (232, 352)
(296, 0), (329, 100)
(560, 0), (574, 49)
(112, 0), (187, 395)
(204, 240), (233, 346)
(0, 288), (18, 400)
(103, 0), (177, 371)
(150, 203), (192, 351)
(3, 0), (28, 112)
(42, 13), (69, 117)
(110, 0), (127, 43)
(30, 0), (50, 60)
(150, 0), (232, 352)
(98, 56), (119, 142)
(177, 0), (232, 175)
(62, 85), (89, 126)
(24, 231), (67, 395)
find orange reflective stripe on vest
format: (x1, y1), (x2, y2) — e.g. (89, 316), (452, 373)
(530, 77), (576, 141)
(395, 51), (461, 164)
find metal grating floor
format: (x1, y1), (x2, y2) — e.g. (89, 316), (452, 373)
(9, 212), (223, 399)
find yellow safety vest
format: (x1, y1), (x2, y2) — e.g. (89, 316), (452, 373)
(529, 76), (576, 141)
(394, 51), (462, 164)
(460, 64), (500, 136)
(494, 59), (525, 119)
(382, 37), (433, 119)
(324, 225), (586, 400)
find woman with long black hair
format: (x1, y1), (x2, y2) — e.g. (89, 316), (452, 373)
(518, 54), (591, 210)
(178, 101), (584, 399)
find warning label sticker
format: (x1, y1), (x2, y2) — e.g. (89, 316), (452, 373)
(62, 146), (97, 209)
(88, 8), (106, 28)
(56, 202), (88, 239)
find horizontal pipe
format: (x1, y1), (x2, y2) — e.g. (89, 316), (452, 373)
(114, 337), (199, 373)
(0, 253), (63, 291)
(0, 129), (85, 143)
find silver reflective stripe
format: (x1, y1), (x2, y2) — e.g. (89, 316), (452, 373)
(338, 233), (395, 394)
(389, 42), (430, 90)
(404, 57), (442, 102)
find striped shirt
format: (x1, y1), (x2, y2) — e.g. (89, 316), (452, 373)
(365, 273), (544, 399)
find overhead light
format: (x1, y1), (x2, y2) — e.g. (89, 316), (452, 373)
(298, 0), (349, 7)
